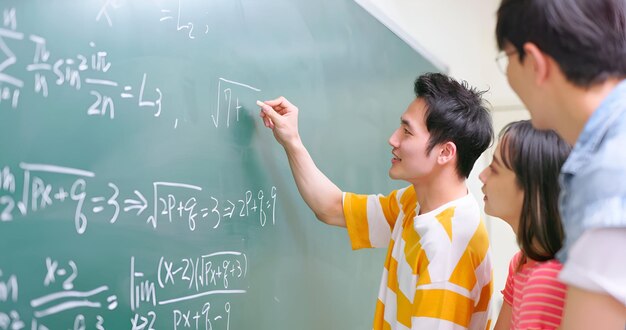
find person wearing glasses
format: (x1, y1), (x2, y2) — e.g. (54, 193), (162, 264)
(481, 120), (571, 330)
(495, 0), (626, 329)
(257, 73), (494, 329)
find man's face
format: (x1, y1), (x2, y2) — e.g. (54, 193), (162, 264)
(504, 43), (558, 130)
(387, 98), (440, 183)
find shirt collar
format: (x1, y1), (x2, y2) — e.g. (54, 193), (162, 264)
(562, 79), (626, 175)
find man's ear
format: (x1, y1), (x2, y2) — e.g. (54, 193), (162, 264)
(523, 42), (551, 86)
(438, 141), (457, 165)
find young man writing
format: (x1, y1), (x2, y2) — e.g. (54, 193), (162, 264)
(257, 73), (494, 329)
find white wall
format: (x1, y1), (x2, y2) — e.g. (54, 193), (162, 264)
(357, 0), (521, 107)
(356, 0), (531, 323)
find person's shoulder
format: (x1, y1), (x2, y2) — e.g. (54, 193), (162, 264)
(526, 259), (566, 288)
(598, 117), (626, 155)
(446, 193), (480, 215)
(573, 128), (626, 199)
(588, 106), (626, 160)
(534, 258), (563, 272)
(509, 251), (523, 268)
(450, 194), (486, 231)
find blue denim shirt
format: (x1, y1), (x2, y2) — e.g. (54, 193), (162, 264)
(558, 80), (626, 262)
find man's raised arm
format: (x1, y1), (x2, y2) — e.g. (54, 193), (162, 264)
(257, 97), (346, 227)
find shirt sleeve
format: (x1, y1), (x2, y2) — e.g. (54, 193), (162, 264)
(518, 261), (567, 330)
(559, 228), (626, 305)
(502, 251), (521, 306)
(343, 187), (407, 249)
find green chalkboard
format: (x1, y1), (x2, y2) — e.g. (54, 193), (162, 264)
(0, 0), (439, 329)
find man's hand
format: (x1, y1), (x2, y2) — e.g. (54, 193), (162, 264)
(257, 97), (300, 149)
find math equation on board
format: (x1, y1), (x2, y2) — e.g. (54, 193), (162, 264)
(0, 2), (282, 329)
(0, 5), (262, 129)
(1, 253), (251, 329)
(0, 162), (278, 329)
(0, 163), (277, 233)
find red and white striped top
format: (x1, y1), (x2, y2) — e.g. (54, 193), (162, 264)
(502, 251), (567, 330)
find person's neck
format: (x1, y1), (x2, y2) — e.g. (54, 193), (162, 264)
(412, 175), (468, 215)
(554, 78), (623, 145)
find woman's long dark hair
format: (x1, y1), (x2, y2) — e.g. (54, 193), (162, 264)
(499, 120), (571, 266)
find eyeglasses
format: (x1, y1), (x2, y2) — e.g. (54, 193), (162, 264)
(495, 50), (517, 74)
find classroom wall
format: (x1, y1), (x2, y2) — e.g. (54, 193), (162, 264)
(358, 0), (530, 321)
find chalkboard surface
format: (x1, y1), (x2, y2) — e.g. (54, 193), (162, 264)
(0, 1), (439, 329)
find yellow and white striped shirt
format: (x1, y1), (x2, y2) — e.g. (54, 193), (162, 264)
(343, 185), (493, 330)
